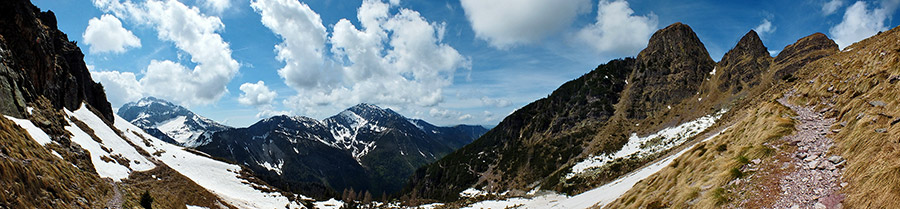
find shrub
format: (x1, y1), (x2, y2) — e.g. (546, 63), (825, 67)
(140, 191), (153, 209)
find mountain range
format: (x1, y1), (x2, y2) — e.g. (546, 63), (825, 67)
(118, 98), (489, 198)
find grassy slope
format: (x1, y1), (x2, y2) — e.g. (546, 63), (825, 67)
(0, 116), (112, 208)
(605, 26), (900, 208)
(789, 26), (900, 207)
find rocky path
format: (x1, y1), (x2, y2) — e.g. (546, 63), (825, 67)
(772, 92), (845, 209)
(105, 179), (123, 209)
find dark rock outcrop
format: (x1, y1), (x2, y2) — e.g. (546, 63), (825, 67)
(771, 33), (839, 80)
(621, 22), (716, 120)
(716, 30), (773, 94)
(0, 0), (113, 121)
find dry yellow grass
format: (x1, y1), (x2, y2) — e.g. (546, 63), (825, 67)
(604, 25), (900, 209)
(603, 99), (794, 208)
(787, 26), (900, 208)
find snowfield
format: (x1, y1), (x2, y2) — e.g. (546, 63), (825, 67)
(113, 114), (302, 208)
(462, 111), (731, 209)
(66, 104), (156, 180)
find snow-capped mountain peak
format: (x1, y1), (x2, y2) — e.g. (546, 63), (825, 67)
(118, 97), (230, 147)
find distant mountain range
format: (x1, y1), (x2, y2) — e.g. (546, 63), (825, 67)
(117, 98), (489, 198)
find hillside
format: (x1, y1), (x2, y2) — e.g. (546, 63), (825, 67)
(404, 23), (743, 202)
(0, 0), (304, 208)
(606, 25), (900, 208)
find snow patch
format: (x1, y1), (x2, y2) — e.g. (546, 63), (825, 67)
(4, 115), (53, 145)
(460, 188), (488, 198)
(567, 109), (726, 179)
(464, 125), (732, 209)
(314, 198), (344, 209)
(259, 160), (284, 175)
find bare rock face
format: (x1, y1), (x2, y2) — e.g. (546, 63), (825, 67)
(771, 33), (839, 80)
(0, 0), (113, 121)
(622, 22), (716, 120)
(716, 30), (772, 94)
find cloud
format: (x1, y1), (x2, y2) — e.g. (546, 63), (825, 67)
(480, 96), (512, 108)
(238, 81), (277, 107)
(93, 0), (240, 106)
(829, 0), (900, 49)
(460, 0), (591, 49)
(457, 114), (473, 121)
(753, 18), (776, 39)
(251, 0), (330, 90)
(89, 70), (144, 107)
(254, 0), (469, 118)
(200, 0), (231, 13)
(823, 0), (844, 15)
(82, 14), (141, 54)
(575, 0), (658, 56)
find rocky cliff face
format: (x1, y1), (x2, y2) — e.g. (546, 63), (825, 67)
(621, 23), (716, 120)
(716, 30), (773, 94)
(0, 0), (113, 121)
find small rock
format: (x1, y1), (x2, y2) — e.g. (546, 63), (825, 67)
(870, 101), (887, 107)
(875, 128), (887, 133)
(857, 113), (866, 120)
(832, 129), (841, 133)
(841, 182), (848, 187)
(827, 85), (834, 92)
(751, 159), (761, 164)
(814, 202), (827, 209)
(828, 156), (844, 163)
(840, 121), (848, 127)
(790, 205), (800, 209)
(809, 160), (819, 169)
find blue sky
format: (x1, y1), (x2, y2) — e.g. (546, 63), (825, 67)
(33, 0), (899, 127)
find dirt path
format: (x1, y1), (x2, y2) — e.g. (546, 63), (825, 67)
(771, 91), (845, 209)
(105, 179), (124, 209)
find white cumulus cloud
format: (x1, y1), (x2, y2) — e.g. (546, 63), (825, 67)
(575, 0), (658, 56)
(93, 0), (240, 106)
(238, 81), (277, 107)
(90, 70), (144, 107)
(753, 18), (776, 39)
(460, 0), (591, 49)
(254, 0), (469, 118)
(823, 0), (844, 15)
(82, 14), (141, 54)
(830, 0), (899, 49)
(201, 0), (232, 13)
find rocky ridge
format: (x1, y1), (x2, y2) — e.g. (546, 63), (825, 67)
(0, 0), (112, 121)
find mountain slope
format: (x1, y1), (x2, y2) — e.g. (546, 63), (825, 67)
(118, 97), (230, 146)
(196, 103), (488, 198)
(403, 23), (807, 203)
(0, 1), (303, 207)
(607, 25), (900, 208)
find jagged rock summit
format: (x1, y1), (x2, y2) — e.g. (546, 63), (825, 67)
(716, 30), (773, 94)
(622, 22), (716, 120)
(771, 32), (839, 79)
